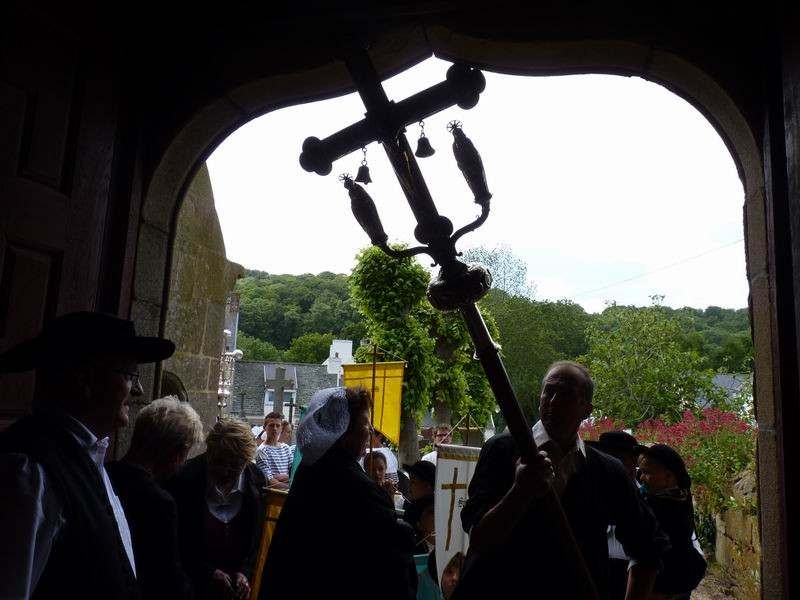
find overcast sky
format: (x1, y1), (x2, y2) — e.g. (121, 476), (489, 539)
(206, 57), (748, 315)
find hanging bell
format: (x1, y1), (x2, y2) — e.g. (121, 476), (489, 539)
(415, 135), (436, 158)
(354, 164), (372, 184)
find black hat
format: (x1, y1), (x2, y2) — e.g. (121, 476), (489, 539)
(634, 443), (692, 489)
(0, 312), (176, 373)
(403, 493), (434, 527)
(403, 460), (436, 487)
(585, 431), (638, 453)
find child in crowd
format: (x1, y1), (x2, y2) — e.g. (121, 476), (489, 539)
(364, 450), (398, 501)
(635, 444), (707, 599)
(440, 552), (465, 600)
(365, 427), (400, 483)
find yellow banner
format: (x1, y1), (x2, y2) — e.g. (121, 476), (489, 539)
(250, 488), (288, 600)
(342, 361), (405, 446)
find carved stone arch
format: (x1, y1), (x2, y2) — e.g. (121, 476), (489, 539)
(132, 33), (778, 594)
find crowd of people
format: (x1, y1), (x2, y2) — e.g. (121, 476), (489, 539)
(0, 312), (707, 599)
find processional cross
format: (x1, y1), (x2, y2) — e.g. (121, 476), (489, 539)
(299, 46), (599, 600)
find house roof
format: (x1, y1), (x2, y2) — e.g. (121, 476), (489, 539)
(231, 360), (339, 422)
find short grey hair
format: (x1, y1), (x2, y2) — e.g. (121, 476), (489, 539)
(131, 396), (204, 456)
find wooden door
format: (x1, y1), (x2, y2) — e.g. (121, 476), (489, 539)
(0, 5), (122, 426)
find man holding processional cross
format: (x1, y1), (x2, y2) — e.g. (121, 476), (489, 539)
(294, 42), (668, 599)
(453, 361), (668, 599)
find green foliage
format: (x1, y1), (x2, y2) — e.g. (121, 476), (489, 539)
(581, 301), (726, 425)
(348, 247), (498, 426)
(667, 306), (753, 371)
(283, 332), (335, 364)
(236, 332), (282, 361)
(479, 290), (591, 421)
(349, 246), (438, 414)
(426, 309), (471, 409)
(235, 271), (365, 350)
(462, 244), (536, 299)
(419, 306), (498, 426)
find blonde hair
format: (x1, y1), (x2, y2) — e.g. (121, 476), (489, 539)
(206, 418), (257, 463)
(131, 396), (204, 458)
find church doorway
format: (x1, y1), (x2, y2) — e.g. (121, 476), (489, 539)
(132, 38), (774, 595)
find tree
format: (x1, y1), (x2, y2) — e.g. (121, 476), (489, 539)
(668, 306), (753, 371)
(283, 332), (335, 364)
(478, 290), (590, 422)
(235, 271), (366, 350)
(349, 246), (439, 464)
(461, 244), (536, 299)
(423, 307), (499, 427)
(236, 332), (282, 361)
(459, 309), (501, 429)
(580, 301), (726, 425)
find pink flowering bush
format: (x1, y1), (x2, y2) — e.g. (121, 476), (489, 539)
(636, 408), (756, 517)
(580, 416), (629, 441)
(581, 408), (757, 518)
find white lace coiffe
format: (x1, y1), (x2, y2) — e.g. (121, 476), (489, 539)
(296, 387), (350, 466)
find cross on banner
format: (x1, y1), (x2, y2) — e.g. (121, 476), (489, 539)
(441, 467), (467, 551)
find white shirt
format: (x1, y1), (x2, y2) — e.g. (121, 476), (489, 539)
(607, 525), (630, 560)
(205, 471), (246, 523)
(421, 450), (437, 465)
(532, 420), (586, 498)
(0, 408), (137, 599)
(94, 436), (137, 575)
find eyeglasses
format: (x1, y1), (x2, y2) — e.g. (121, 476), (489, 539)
(99, 367), (140, 385)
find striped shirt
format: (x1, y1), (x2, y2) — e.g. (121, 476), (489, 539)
(256, 443), (293, 482)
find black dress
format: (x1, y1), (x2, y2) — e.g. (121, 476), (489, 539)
(454, 433), (669, 599)
(107, 461), (192, 600)
(259, 447), (417, 600)
(165, 454), (266, 597)
(644, 488), (707, 595)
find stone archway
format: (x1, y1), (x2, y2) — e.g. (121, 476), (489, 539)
(132, 34), (778, 595)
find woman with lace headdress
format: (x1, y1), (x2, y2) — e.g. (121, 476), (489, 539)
(258, 387), (417, 600)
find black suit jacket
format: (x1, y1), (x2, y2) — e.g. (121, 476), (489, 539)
(165, 454), (266, 591)
(107, 461), (192, 600)
(455, 432), (668, 599)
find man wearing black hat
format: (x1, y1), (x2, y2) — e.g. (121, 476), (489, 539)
(635, 444), (707, 598)
(0, 312), (175, 599)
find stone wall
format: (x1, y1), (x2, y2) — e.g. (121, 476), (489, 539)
(715, 470), (760, 599)
(161, 164), (244, 431)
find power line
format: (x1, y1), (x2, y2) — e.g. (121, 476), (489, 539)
(573, 238), (744, 298)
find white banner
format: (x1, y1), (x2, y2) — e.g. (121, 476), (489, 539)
(434, 444), (481, 584)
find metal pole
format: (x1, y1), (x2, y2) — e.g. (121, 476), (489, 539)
(371, 343), (378, 433)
